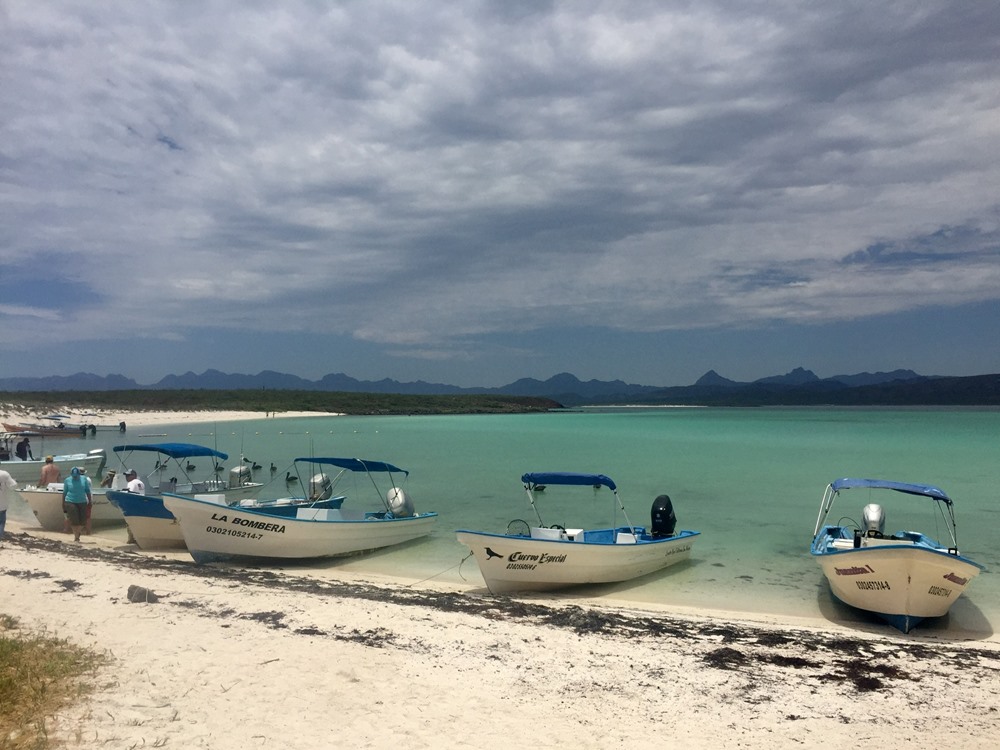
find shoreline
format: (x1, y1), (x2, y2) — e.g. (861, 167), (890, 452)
(2, 407), (334, 430)
(2, 530), (999, 749)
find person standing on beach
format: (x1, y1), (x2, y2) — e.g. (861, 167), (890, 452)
(62, 467), (92, 542)
(0, 469), (16, 545)
(39, 456), (61, 488)
(123, 469), (145, 544)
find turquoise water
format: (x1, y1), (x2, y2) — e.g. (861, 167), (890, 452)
(16, 407), (1000, 635)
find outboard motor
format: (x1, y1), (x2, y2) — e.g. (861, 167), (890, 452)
(88, 448), (108, 478)
(386, 487), (414, 518)
(862, 503), (885, 537)
(309, 473), (333, 501)
(229, 464), (253, 488)
(650, 494), (677, 538)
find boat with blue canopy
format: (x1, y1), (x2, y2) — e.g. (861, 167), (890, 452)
(162, 455), (437, 564)
(811, 477), (985, 633)
(105, 442), (272, 548)
(456, 471), (699, 593)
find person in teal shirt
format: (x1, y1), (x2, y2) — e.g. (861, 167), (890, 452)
(62, 466), (92, 542)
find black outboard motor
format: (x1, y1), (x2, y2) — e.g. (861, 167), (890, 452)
(651, 494), (677, 538)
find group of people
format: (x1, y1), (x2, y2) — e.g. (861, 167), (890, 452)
(0, 456), (146, 546)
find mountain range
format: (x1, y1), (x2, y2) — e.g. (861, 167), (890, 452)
(2, 367), (998, 406)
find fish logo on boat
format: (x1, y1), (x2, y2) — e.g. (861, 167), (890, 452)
(485, 547), (503, 560)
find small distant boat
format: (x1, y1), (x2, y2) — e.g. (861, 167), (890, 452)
(810, 477), (985, 633)
(3, 421), (80, 437)
(104, 442), (270, 549)
(456, 472), (700, 594)
(20, 485), (124, 531)
(4, 414), (123, 435)
(163, 456), (437, 564)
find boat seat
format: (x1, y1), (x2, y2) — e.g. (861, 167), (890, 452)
(195, 494), (227, 505)
(615, 532), (638, 544)
(862, 536), (915, 547)
(530, 527), (564, 540)
(295, 508), (342, 521)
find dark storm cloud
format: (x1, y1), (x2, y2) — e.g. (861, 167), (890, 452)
(1, 1), (998, 383)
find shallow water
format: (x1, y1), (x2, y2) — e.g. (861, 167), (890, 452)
(13, 406), (1000, 637)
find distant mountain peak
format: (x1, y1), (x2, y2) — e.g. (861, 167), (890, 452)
(694, 370), (739, 387)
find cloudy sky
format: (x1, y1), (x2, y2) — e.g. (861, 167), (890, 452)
(2, 2), (999, 388)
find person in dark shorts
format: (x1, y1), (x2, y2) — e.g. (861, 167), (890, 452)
(62, 466), (92, 542)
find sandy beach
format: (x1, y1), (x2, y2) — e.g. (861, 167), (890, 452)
(1, 406), (332, 430)
(3, 531), (999, 750)
(2, 408), (1000, 748)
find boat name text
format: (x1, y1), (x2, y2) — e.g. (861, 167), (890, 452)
(500, 551), (569, 571)
(210, 513), (286, 533)
(834, 564), (875, 576)
(508, 551), (568, 565)
(943, 572), (969, 586)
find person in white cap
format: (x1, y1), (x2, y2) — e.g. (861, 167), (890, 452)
(125, 469), (146, 495)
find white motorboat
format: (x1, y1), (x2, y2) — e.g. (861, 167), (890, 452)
(19, 485), (124, 531)
(0, 436), (107, 486)
(162, 456), (437, 564)
(810, 477), (985, 633)
(456, 472), (699, 594)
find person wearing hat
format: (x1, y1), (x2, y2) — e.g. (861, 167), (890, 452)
(39, 455), (61, 488)
(125, 469), (146, 495)
(61, 466), (92, 542)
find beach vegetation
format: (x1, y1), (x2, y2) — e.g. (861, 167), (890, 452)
(0, 614), (107, 749)
(0, 390), (562, 416)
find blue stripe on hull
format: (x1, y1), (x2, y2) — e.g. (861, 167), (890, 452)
(107, 491), (174, 519)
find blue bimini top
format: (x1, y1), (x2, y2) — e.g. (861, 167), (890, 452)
(293, 457), (408, 475)
(521, 472), (617, 491)
(830, 477), (951, 505)
(112, 443), (229, 460)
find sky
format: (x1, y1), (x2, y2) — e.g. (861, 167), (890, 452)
(2, 2), (999, 389)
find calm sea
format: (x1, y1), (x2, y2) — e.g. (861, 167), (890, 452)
(14, 407), (1000, 636)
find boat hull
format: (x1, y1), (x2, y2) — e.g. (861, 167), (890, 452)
(20, 487), (124, 531)
(163, 494), (437, 563)
(812, 541), (983, 632)
(105, 486), (315, 549)
(456, 527), (698, 593)
(2, 451), (107, 486)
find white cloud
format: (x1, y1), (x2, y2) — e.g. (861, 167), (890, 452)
(2, 1), (999, 382)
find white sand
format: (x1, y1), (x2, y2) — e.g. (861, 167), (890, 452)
(3, 407), (1000, 748)
(1, 407), (332, 429)
(1, 529), (999, 749)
